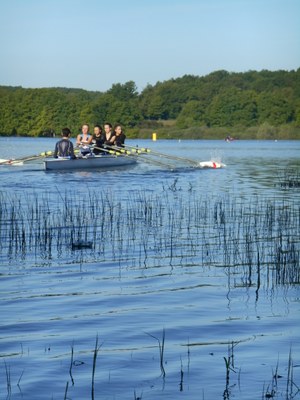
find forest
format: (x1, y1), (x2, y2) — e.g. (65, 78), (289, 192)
(0, 69), (300, 139)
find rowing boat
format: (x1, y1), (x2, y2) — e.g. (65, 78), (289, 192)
(44, 155), (137, 171)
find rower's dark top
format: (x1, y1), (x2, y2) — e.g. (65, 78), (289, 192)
(115, 133), (126, 147)
(93, 133), (106, 155)
(54, 138), (76, 159)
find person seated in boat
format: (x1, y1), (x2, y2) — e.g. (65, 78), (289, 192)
(76, 123), (93, 157)
(92, 125), (106, 155)
(113, 124), (126, 147)
(103, 122), (116, 147)
(54, 128), (76, 159)
(225, 135), (234, 142)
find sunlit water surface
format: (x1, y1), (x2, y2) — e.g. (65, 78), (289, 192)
(0, 138), (299, 399)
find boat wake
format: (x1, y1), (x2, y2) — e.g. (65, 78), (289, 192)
(199, 161), (226, 169)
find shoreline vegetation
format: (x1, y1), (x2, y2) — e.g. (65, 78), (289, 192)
(1, 123), (300, 141)
(129, 121), (300, 140)
(1, 68), (300, 140)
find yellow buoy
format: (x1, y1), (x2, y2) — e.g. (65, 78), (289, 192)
(152, 132), (157, 141)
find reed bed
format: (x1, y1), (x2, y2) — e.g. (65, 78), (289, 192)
(0, 188), (299, 287)
(277, 167), (300, 189)
(1, 188), (299, 399)
(3, 335), (299, 400)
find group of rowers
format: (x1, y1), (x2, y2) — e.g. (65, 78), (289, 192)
(54, 123), (126, 159)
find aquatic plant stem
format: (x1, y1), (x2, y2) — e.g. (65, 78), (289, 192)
(146, 329), (166, 378)
(91, 334), (102, 400)
(69, 343), (74, 385)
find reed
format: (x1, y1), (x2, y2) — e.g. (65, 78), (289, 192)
(286, 348), (300, 399)
(0, 189), (299, 289)
(223, 342), (237, 399)
(1, 180), (299, 399)
(146, 329), (166, 378)
(4, 360), (11, 398)
(277, 168), (300, 188)
(91, 334), (101, 400)
(1, 336), (299, 399)
(69, 343), (74, 386)
(261, 350), (300, 400)
(134, 389), (143, 399)
(179, 357), (184, 392)
(63, 380), (69, 400)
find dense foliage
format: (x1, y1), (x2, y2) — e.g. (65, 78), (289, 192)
(0, 69), (300, 139)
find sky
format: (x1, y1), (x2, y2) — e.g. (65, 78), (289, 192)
(0, 0), (299, 93)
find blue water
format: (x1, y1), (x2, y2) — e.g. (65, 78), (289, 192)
(0, 138), (299, 400)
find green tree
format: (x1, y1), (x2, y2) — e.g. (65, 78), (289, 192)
(176, 100), (206, 128)
(1, 69), (299, 137)
(257, 89), (294, 125)
(207, 88), (257, 127)
(107, 81), (138, 101)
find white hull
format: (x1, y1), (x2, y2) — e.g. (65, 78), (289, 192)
(44, 155), (137, 170)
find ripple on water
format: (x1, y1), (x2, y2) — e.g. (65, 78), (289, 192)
(1, 139), (300, 399)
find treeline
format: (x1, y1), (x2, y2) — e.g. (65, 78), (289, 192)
(0, 69), (300, 139)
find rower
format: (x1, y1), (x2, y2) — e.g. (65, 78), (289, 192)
(76, 123), (93, 157)
(54, 128), (76, 159)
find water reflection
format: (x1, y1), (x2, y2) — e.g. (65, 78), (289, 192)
(0, 139), (299, 400)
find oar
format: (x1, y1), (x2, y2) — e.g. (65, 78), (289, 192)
(19, 151), (54, 163)
(0, 158), (13, 165)
(106, 145), (176, 169)
(92, 146), (122, 156)
(123, 144), (199, 167)
(0, 150), (53, 165)
(121, 144), (150, 154)
(98, 144), (134, 156)
(93, 144), (177, 169)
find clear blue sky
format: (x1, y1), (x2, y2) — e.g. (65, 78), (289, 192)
(0, 0), (299, 92)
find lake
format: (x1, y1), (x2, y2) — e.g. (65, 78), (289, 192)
(0, 137), (299, 400)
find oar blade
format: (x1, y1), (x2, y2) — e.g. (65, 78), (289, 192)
(199, 161), (226, 169)
(0, 150), (54, 166)
(0, 158), (24, 166)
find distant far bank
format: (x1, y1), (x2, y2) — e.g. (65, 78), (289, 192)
(1, 122), (299, 141)
(133, 121), (300, 140)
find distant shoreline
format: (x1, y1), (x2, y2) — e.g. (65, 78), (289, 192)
(0, 126), (299, 141)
